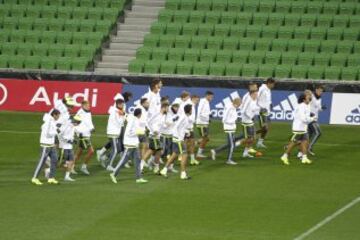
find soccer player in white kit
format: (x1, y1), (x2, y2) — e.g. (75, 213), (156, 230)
(281, 93), (316, 165)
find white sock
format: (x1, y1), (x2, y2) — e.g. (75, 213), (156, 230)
(65, 171), (70, 178)
(162, 167), (168, 174)
(297, 152), (303, 158)
(258, 138), (264, 144)
(99, 147), (106, 155)
(243, 147), (249, 155)
(181, 171), (187, 178)
(197, 148), (203, 155)
(282, 153), (288, 158)
(302, 154), (307, 160)
(168, 163), (174, 170)
(190, 154), (195, 161)
(81, 164), (87, 169)
(235, 141), (241, 147)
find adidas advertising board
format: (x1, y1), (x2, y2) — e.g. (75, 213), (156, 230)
(123, 85), (332, 124)
(330, 93), (360, 125)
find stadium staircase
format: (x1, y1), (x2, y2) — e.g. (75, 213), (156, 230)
(95, 0), (166, 74)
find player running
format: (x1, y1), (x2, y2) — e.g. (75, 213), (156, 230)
(281, 93), (316, 165)
(196, 91), (214, 158)
(136, 98), (150, 170)
(110, 108), (148, 184)
(256, 78), (276, 148)
(186, 95), (200, 166)
(31, 109), (61, 185)
(74, 100), (94, 175)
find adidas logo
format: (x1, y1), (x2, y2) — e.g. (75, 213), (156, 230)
(270, 93), (298, 121)
(212, 91), (241, 118)
(345, 105), (360, 123)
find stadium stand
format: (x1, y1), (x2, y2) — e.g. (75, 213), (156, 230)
(129, 0), (360, 80)
(0, 0), (126, 71)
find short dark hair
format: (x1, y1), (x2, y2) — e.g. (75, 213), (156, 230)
(122, 92), (133, 102)
(191, 95), (200, 99)
(161, 102), (169, 109)
(161, 96), (169, 102)
(134, 108), (142, 117)
(184, 104), (192, 114)
(205, 91), (214, 96)
(298, 94), (306, 104)
(140, 98), (148, 105)
(50, 109), (60, 116)
(266, 77), (276, 84)
(315, 84), (324, 90)
(115, 99), (124, 106)
(249, 89), (258, 95)
(180, 91), (190, 99)
(150, 78), (162, 90)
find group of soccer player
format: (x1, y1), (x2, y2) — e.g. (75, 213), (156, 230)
(30, 77), (325, 186)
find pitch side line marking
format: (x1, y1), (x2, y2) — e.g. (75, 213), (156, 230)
(293, 195), (360, 240)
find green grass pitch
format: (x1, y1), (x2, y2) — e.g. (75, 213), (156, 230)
(0, 111), (360, 240)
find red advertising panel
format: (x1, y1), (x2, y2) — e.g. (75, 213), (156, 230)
(0, 79), (122, 114)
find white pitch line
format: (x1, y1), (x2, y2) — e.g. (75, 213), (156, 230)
(293, 195), (360, 240)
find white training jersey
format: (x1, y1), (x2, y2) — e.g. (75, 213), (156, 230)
(58, 120), (76, 150)
(75, 108), (94, 137)
(106, 106), (125, 136)
(172, 114), (190, 141)
(188, 101), (196, 131)
(113, 93), (127, 113)
(257, 84), (272, 114)
(292, 102), (316, 132)
(143, 90), (161, 120)
(310, 93), (322, 119)
(147, 112), (166, 138)
(196, 98), (211, 125)
(241, 97), (260, 124)
(40, 115), (58, 146)
(123, 114), (140, 147)
(161, 108), (179, 136)
(43, 99), (69, 125)
(136, 105), (148, 133)
(222, 104), (238, 132)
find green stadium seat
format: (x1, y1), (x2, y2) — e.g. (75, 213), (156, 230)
(40, 57), (56, 70)
(80, 0), (95, 8)
(275, 2), (290, 13)
(332, 15), (349, 28)
(294, 27), (310, 39)
(159, 35), (175, 48)
(192, 62), (209, 75)
(94, 0), (110, 8)
(322, 2), (339, 15)
(173, 11), (189, 23)
(144, 62), (160, 74)
(196, 0), (212, 11)
(57, 32), (72, 44)
(205, 11), (221, 24)
(189, 11), (205, 24)
(347, 55), (360, 67)
(216, 50), (232, 63)
(11, 6), (26, 18)
(326, 28), (343, 41)
(277, 26), (293, 39)
(9, 31), (27, 44)
(349, 16), (360, 28)
(227, 0), (242, 12)
(297, 52), (314, 65)
(241, 64), (258, 77)
(190, 36), (207, 49)
(243, 1), (259, 13)
(197, 24), (213, 36)
(271, 39), (287, 52)
(307, 66), (324, 80)
(64, 0), (79, 8)
(252, 13), (269, 25)
(339, 2), (355, 15)
(320, 40), (337, 53)
(152, 48), (168, 61)
(310, 27), (327, 40)
(281, 52), (298, 65)
(209, 63), (225, 76)
(303, 40), (320, 53)
(182, 23), (198, 35)
(3, 17), (18, 30)
(1, 43), (18, 55)
(259, 1), (275, 13)
(151, 22), (166, 35)
(264, 52), (281, 64)
(268, 13), (284, 26)
(165, 0), (180, 10)
(56, 57), (72, 71)
(313, 54), (330, 66)
(72, 32), (88, 45)
(18, 18), (34, 31)
(316, 15), (332, 28)
(0, 5), (11, 18)
(32, 44), (48, 57)
(225, 63), (241, 76)
(239, 38), (255, 51)
(229, 25), (246, 38)
(166, 23), (182, 35)
(168, 48), (184, 61)
(223, 37), (239, 50)
(8, 56), (25, 69)
(174, 35), (191, 48)
(337, 41), (353, 54)
(41, 6), (57, 19)
(88, 9), (103, 20)
(236, 12), (252, 25)
(214, 24), (230, 37)
(17, 44), (32, 56)
(274, 65), (291, 78)
(158, 9), (173, 23)
(248, 51), (265, 64)
(232, 50), (249, 64)
(176, 62), (192, 75)
(48, 45), (64, 57)
(353, 42), (360, 54)
(184, 48), (200, 62)
(34, 0), (48, 5)
(330, 54), (347, 67)
(255, 39), (271, 51)
(64, 45), (80, 58)
(49, 18), (64, 32)
(262, 26), (278, 39)
(95, 20), (112, 33)
(136, 47), (152, 60)
(246, 25), (262, 38)
(200, 49), (216, 62)
(64, 20), (79, 32)
(33, 19), (48, 31)
(79, 46), (95, 59)
(19, 0), (33, 5)
(87, 33), (103, 46)
(291, 2), (306, 14)
(287, 39), (304, 52)
(57, 7), (73, 19)
(160, 61), (177, 74)
(221, 12), (236, 25)
(284, 14), (300, 26)
(143, 34), (159, 47)
(109, 0), (125, 9)
(341, 67), (358, 80)
(343, 29), (359, 41)
(180, 0), (196, 11)
(207, 36), (223, 49)
(0, 32), (9, 43)
(291, 65), (308, 79)
(80, 20), (95, 32)
(128, 59), (144, 73)
(212, 0), (227, 11)
(300, 14), (317, 27)
(24, 56), (41, 69)
(258, 64), (275, 78)
(0, 56), (8, 68)
(307, 2), (323, 14)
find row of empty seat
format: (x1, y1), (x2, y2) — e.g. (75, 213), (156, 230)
(0, 0), (125, 8)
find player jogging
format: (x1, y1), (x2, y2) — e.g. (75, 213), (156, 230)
(186, 95), (200, 165)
